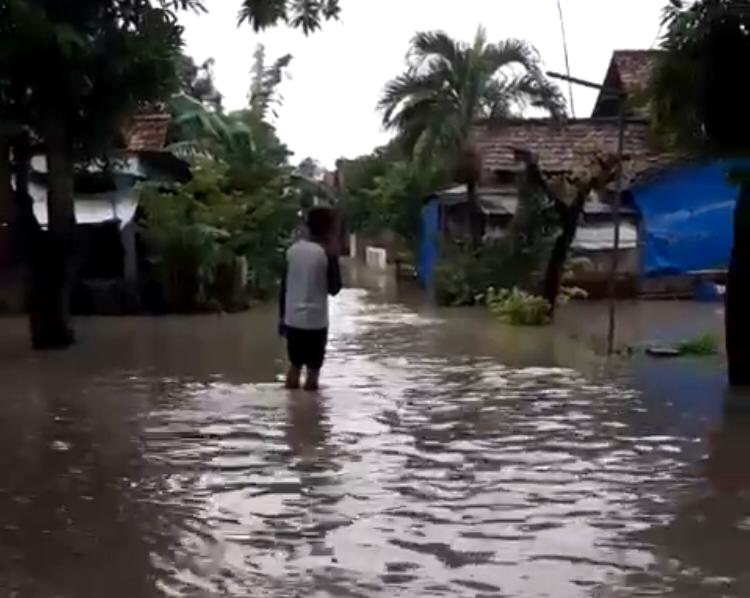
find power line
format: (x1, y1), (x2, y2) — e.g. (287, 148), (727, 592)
(556, 0), (575, 117)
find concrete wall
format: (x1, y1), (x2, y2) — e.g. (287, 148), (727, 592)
(350, 230), (402, 262)
(568, 247), (642, 299)
(365, 246), (388, 271)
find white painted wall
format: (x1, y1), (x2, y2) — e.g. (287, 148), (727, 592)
(365, 246), (387, 271)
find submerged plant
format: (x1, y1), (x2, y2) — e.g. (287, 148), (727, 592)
(676, 333), (719, 356)
(485, 287), (552, 326)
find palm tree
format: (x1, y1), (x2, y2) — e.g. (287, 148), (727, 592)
(378, 28), (566, 245)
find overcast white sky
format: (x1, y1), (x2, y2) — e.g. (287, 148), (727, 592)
(182, 0), (665, 168)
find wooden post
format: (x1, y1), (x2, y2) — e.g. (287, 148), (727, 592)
(607, 100), (627, 355)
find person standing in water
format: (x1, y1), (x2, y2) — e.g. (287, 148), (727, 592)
(279, 207), (342, 391)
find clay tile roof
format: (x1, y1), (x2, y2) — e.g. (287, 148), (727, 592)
(123, 114), (171, 152)
(592, 50), (662, 117)
(612, 50), (661, 95)
(474, 118), (672, 178)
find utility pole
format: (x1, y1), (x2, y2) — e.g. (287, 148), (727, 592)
(547, 71), (627, 355)
(556, 0), (576, 117)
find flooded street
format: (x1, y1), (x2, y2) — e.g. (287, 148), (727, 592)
(0, 269), (747, 597)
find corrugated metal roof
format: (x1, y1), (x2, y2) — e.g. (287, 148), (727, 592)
(437, 187), (638, 218)
(29, 183), (138, 230)
(437, 186), (518, 215)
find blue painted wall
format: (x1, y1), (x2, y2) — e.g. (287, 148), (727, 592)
(418, 197), (440, 288)
(632, 161), (745, 276)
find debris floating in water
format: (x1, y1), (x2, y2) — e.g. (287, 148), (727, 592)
(646, 346), (682, 358)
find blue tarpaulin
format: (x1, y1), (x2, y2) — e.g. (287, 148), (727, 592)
(632, 161), (745, 276)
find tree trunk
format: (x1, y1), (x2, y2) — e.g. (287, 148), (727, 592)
(541, 192), (586, 314)
(25, 115), (77, 349)
(726, 181), (750, 386)
(457, 143), (483, 249)
(514, 148), (586, 317)
(0, 136), (11, 218)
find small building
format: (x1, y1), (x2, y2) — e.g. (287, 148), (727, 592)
(0, 114), (190, 314)
(421, 49), (743, 300)
(422, 184), (517, 243)
(593, 50), (740, 298)
(418, 177), (644, 296)
(417, 116), (669, 296)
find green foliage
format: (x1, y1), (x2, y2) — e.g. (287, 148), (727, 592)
(1, 0), (184, 159)
(651, 0), (750, 154)
(157, 41), (306, 313)
(485, 287), (551, 326)
(338, 145), (397, 231)
(676, 333), (719, 356)
(249, 44), (293, 120)
(140, 158), (298, 311)
(168, 102), (293, 195)
(237, 0), (340, 34)
(339, 142), (450, 250)
(175, 53), (223, 111)
(168, 44), (293, 179)
(161, 0), (340, 34)
(434, 241), (546, 306)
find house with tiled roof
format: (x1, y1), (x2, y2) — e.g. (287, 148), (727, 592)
(421, 111), (670, 295)
(419, 49), (739, 298)
(587, 50), (739, 292)
(123, 113), (172, 152)
(474, 117), (671, 176)
(592, 50), (661, 118)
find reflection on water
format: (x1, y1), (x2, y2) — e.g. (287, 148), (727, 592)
(0, 271), (747, 597)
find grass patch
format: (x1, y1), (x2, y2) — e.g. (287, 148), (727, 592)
(676, 333), (719, 356)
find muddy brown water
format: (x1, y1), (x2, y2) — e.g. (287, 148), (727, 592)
(0, 268), (747, 597)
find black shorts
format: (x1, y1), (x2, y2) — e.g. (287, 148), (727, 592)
(285, 327), (328, 369)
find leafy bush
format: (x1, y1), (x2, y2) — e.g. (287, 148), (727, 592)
(434, 240), (546, 306)
(340, 145), (450, 253)
(140, 158), (297, 311)
(676, 333), (719, 356)
(485, 287), (551, 326)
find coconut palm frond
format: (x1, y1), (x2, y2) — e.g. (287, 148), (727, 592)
(410, 30), (462, 66)
(484, 38), (543, 75)
(378, 70), (451, 126)
(512, 72), (567, 119)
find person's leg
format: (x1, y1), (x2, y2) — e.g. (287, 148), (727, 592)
(286, 365), (302, 389)
(285, 328), (303, 389)
(303, 329), (328, 392)
(304, 368), (320, 392)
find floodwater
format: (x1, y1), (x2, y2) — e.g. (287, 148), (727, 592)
(0, 267), (747, 598)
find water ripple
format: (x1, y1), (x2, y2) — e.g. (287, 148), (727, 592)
(0, 286), (746, 597)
